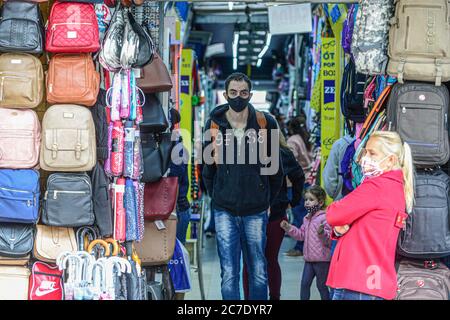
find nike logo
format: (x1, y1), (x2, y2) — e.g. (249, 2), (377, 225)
(35, 281), (59, 297)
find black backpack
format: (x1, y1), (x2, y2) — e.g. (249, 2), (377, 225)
(387, 82), (450, 166)
(91, 89), (109, 161)
(90, 162), (113, 237)
(340, 58), (368, 123)
(397, 169), (450, 259)
(0, 1), (44, 54)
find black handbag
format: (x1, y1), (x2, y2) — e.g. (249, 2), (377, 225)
(141, 132), (175, 183)
(140, 94), (169, 133)
(0, 1), (44, 54)
(0, 223), (35, 258)
(128, 10), (155, 68)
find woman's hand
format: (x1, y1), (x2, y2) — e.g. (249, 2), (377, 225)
(334, 225), (350, 236)
(280, 220), (291, 232)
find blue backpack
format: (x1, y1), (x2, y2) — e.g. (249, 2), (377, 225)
(0, 169), (40, 224)
(339, 139), (356, 197)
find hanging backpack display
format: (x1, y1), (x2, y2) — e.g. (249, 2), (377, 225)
(0, 223), (34, 258)
(0, 108), (41, 169)
(351, 0), (394, 75)
(29, 261), (64, 300)
(46, 54), (100, 107)
(386, 83), (449, 166)
(0, 1), (44, 54)
(40, 105), (97, 172)
(397, 169), (450, 259)
(387, 0), (450, 86)
(342, 4), (357, 55)
(46, 2), (100, 53)
(0, 53), (44, 109)
(42, 173), (95, 228)
(0, 169), (40, 224)
(396, 259), (450, 300)
(91, 163), (113, 237)
(340, 58), (368, 123)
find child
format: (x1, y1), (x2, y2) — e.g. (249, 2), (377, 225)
(281, 185), (332, 300)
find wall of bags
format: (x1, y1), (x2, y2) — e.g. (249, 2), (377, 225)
(0, 0), (177, 300)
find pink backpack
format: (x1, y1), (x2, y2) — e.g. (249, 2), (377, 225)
(0, 109), (41, 169)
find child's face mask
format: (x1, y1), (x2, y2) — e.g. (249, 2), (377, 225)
(360, 155), (389, 179)
(305, 195), (321, 215)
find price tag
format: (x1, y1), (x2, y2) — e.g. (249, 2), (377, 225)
(155, 220), (166, 230)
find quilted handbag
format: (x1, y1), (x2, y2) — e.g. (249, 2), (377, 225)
(33, 225), (77, 263)
(144, 177), (178, 221)
(136, 53), (173, 93)
(46, 2), (100, 53)
(0, 1), (44, 54)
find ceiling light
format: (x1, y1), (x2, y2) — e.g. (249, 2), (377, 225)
(233, 58), (237, 70)
(239, 47), (248, 52)
(257, 33), (272, 59)
(228, 2), (233, 11)
(256, 59), (262, 68)
(233, 32), (239, 59)
(239, 40), (249, 45)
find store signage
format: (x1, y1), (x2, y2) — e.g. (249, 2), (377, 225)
(268, 4), (312, 35)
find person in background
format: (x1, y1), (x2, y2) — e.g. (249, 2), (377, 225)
(168, 108), (191, 245)
(285, 116), (313, 257)
(281, 185), (332, 300)
(202, 72), (284, 300)
(243, 131), (305, 300)
(326, 131), (414, 300)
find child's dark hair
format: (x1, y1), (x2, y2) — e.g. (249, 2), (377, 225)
(305, 185), (327, 209)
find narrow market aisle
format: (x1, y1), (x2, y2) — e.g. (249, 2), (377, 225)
(185, 236), (321, 300)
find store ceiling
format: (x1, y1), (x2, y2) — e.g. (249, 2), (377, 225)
(191, 2), (290, 81)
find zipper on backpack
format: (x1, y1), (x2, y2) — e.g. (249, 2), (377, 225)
(50, 22), (93, 31)
(50, 190), (88, 200)
(0, 186), (31, 194)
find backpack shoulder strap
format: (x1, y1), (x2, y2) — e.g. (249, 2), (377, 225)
(256, 111), (267, 129)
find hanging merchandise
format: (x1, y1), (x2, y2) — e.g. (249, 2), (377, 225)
(124, 121), (136, 178)
(111, 120), (125, 177)
(0, 53), (44, 109)
(91, 90), (110, 161)
(0, 169), (40, 224)
(0, 1), (44, 54)
(33, 225), (77, 263)
(46, 2), (100, 53)
(124, 178), (139, 241)
(351, 0), (394, 75)
(0, 223), (34, 260)
(0, 266), (30, 300)
(387, 0), (450, 85)
(0, 109), (41, 169)
(42, 173), (95, 227)
(341, 4), (357, 56)
(143, 177), (178, 221)
(140, 93), (169, 133)
(141, 132), (176, 183)
(168, 240), (192, 293)
(386, 83), (450, 166)
(28, 261), (64, 300)
(40, 105), (97, 172)
(120, 70), (131, 119)
(113, 177), (126, 242)
(136, 53), (173, 93)
(96, 4), (113, 43)
(46, 54), (100, 107)
(340, 58), (368, 124)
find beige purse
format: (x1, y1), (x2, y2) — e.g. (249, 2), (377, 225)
(135, 213), (177, 266)
(0, 255), (30, 266)
(0, 266), (30, 300)
(33, 225), (77, 263)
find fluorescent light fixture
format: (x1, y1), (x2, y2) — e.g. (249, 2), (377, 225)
(228, 2), (233, 11)
(233, 58), (237, 70)
(239, 47), (248, 52)
(257, 33), (272, 59)
(239, 39), (249, 45)
(256, 58), (262, 68)
(233, 32), (239, 59)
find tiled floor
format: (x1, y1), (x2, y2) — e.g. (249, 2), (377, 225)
(185, 235), (321, 300)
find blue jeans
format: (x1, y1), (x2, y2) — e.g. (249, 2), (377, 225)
(176, 208), (191, 245)
(331, 288), (384, 300)
(287, 187), (307, 252)
(215, 209), (268, 300)
(301, 262), (330, 300)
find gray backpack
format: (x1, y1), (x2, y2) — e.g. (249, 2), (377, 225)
(42, 173), (95, 227)
(396, 259), (450, 300)
(397, 169), (450, 259)
(351, 0), (394, 75)
(387, 83), (450, 166)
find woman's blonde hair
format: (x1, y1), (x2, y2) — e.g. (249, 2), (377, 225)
(370, 131), (415, 213)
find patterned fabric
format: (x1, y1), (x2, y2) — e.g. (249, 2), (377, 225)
(351, 0), (394, 75)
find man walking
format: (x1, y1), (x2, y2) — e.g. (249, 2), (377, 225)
(202, 72), (283, 300)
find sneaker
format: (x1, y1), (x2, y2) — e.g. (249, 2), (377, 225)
(284, 249), (303, 257)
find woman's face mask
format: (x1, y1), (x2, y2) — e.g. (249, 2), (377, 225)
(360, 155), (389, 179)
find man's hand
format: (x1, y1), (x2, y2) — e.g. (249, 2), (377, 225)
(280, 220), (291, 232)
(334, 225), (350, 236)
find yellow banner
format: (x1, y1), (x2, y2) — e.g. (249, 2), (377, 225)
(320, 37), (341, 195)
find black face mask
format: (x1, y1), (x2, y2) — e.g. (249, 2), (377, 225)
(227, 96), (250, 113)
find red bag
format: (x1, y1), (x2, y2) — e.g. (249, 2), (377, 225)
(144, 177), (178, 221)
(46, 2), (100, 53)
(114, 177), (126, 241)
(29, 262), (64, 300)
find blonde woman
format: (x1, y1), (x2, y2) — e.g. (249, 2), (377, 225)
(326, 131), (414, 300)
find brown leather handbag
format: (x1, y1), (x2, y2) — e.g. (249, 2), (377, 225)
(33, 225), (77, 263)
(135, 213), (177, 266)
(136, 53), (173, 93)
(144, 177), (178, 221)
(46, 54), (100, 107)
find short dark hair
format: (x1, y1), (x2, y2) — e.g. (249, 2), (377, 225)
(224, 72), (252, 93)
